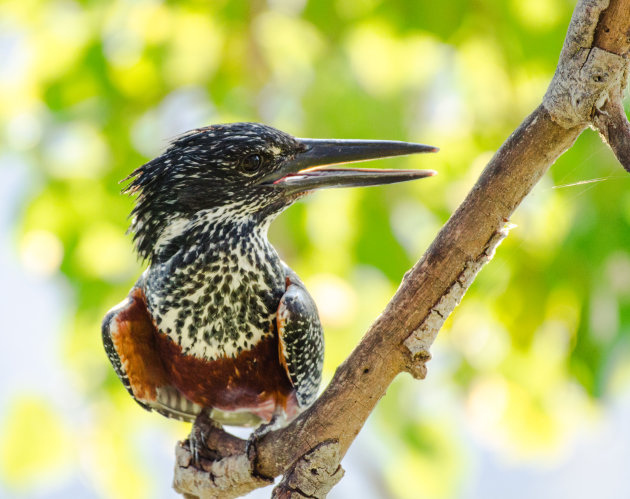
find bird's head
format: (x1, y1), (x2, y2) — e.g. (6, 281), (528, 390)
(124, 122), (437, 262)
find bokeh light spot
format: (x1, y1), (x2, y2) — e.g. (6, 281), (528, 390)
(19, 229), (64, 277)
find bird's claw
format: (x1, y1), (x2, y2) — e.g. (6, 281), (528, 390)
(188, 423), (206, 468)
(245, 413), (282, 459)
(188, 409), (217, 468)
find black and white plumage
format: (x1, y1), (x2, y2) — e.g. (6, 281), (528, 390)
(102, 122), (437, 433)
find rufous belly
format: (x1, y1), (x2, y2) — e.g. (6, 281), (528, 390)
(154, 329), (298, 421)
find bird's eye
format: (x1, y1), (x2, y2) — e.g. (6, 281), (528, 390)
(241, 154), (263, 172)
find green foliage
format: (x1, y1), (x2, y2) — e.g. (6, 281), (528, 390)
(3, 0), (629, 496)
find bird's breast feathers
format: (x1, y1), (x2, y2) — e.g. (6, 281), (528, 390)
(143, 238), (286, 361)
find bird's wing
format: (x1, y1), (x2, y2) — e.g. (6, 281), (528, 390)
(101, 283), (168, 409)
(101, 286), (206, 421)
(276, 264), (325, 408)
(102, 282), (202, 421)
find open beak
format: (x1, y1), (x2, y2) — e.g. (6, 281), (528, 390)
(264, 138), (438, 193)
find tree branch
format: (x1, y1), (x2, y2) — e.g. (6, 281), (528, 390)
(271, 440), (344, 499)
(173, 0), (630, 496)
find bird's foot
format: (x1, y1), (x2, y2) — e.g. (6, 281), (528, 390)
(188, 409), (222, 468)
(245, 411), (285, 460)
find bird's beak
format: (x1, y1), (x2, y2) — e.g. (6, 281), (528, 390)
(264, 138), (438, 193)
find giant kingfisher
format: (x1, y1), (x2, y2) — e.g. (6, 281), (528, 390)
(102, 122), (437, 459)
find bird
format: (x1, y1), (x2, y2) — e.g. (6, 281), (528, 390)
(101, 122), (437, 458)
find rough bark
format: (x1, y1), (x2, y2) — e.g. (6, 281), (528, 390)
(173, 0), (630, 496)
(271, 441), (344, 499)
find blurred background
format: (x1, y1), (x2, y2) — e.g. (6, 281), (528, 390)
(1, 0), (630, 497)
